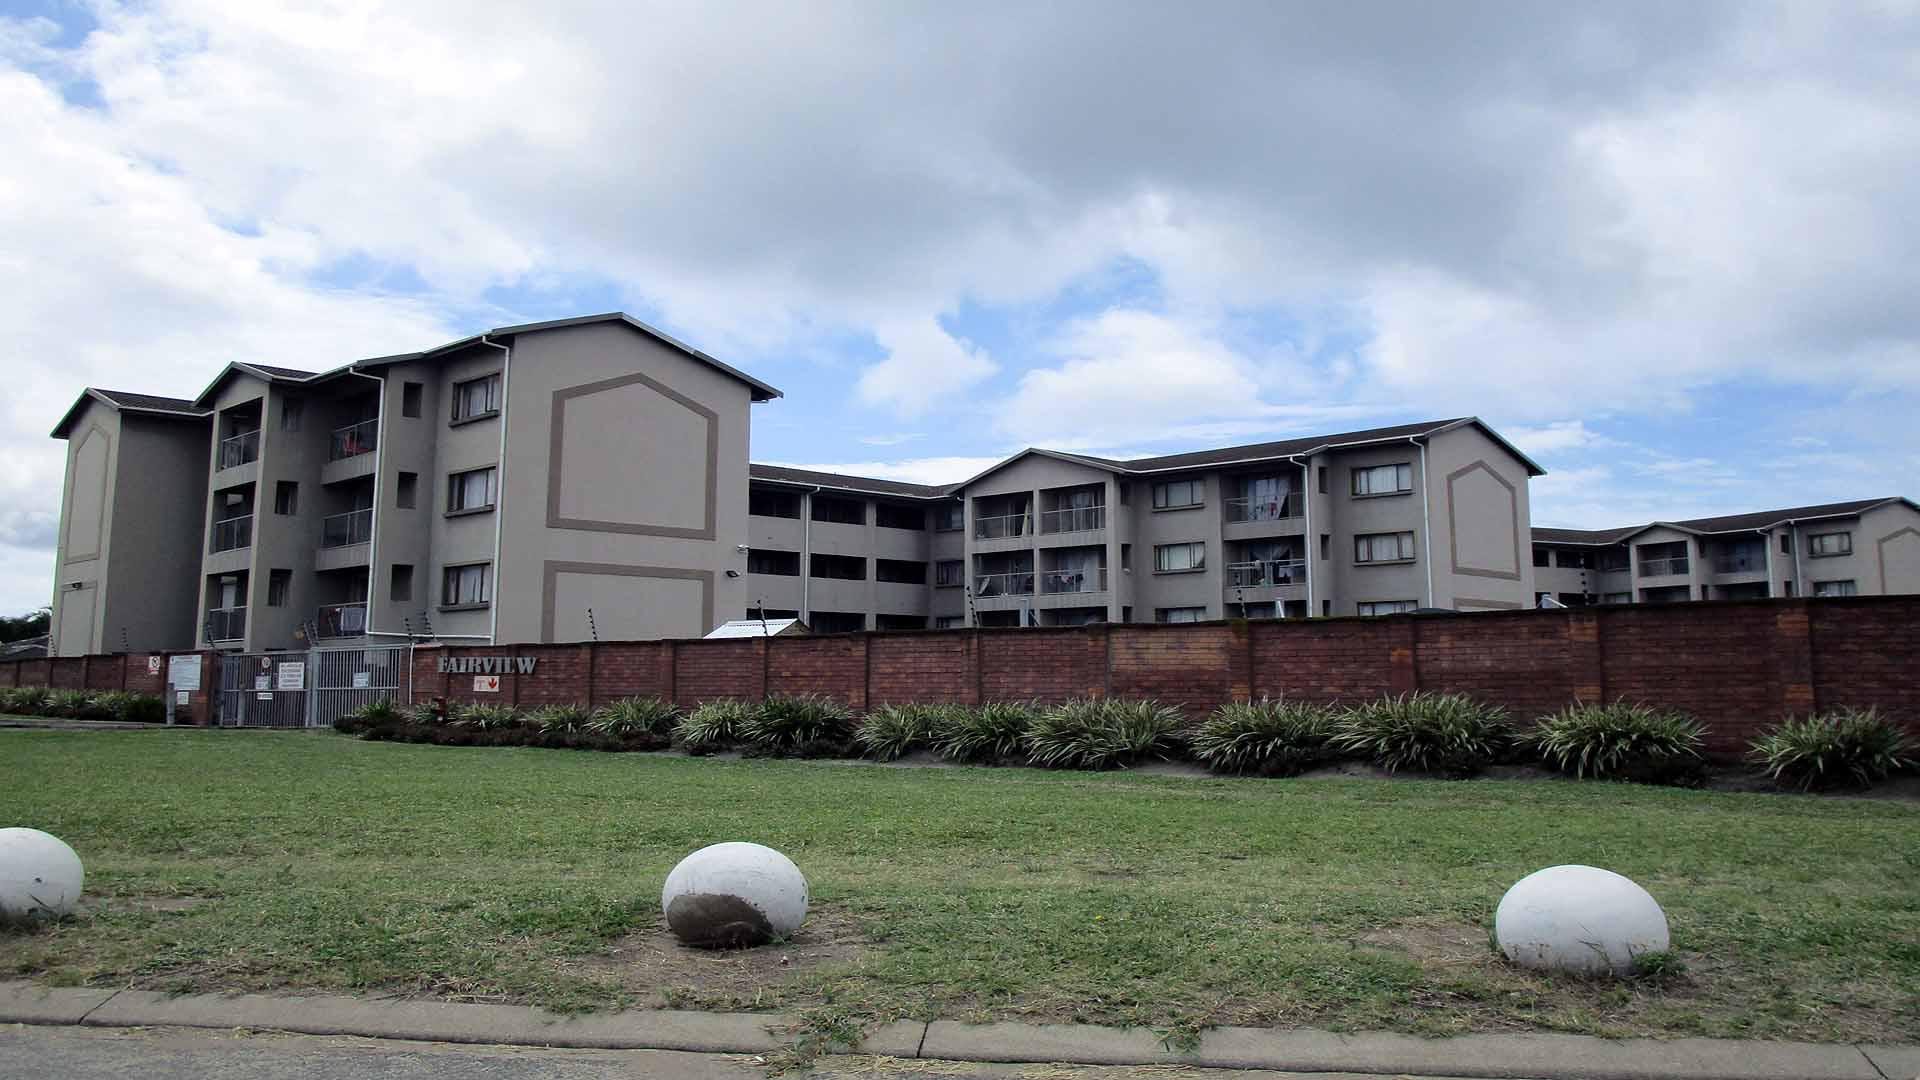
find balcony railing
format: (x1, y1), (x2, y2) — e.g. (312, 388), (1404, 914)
(209, 514), (253, 554)
(1638, 556), (1690, 578)
(1041, 567), (1107, 594)
(973, 571), (1035, 597)
(1225, 559), (1307, 588)
(1040, 506), (1105, 534)
(328, 418), (377, 461)
(320, 508), (373, 548)
(974, 512), (1032, 540)
(217, 429), (260, 470)
(1712, 552), (1765, 574)
(1225, 493), (1304, 523)
(316, 602), (369, 638)
(206, 606), (246, 643)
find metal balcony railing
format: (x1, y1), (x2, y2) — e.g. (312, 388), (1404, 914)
(973, 571), (1035, 597)
(1040, 506), (1105, 534)
(1225, 559), (1307, 588)
(320, 508), (373, 548)
(1712, 553), (1765, 574)
(328, 418), (377, 461)
(206, 606), (246, 642)
(1225, 493), (1304, 523)
(974, 512), (1032, 540)
(1638, 557), (1690, 578)
(217, 429), (260, 470)
(209, 514), (253, 554)
(316, 602), (369, 638)
(1041, 567), (1107, 594)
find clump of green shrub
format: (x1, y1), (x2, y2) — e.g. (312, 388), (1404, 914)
(44, 689), (95, 718)
(452, 703), (521, 730)
(1525, 701), (1704, 784)
(674, 700), (755, 754)
(855, 703), (953, 761)
(741, 693), (858, 758)
(934, 701), (1038, 763)
(1750, 707), (1916, 790)
(1190, 697), (1337, 776)
(1331, 692), (1513, 775)
(526, 703), (591, 735)
(1025, 698), (1186, 770)
(1, 686), (51, 715)
(0, 686), (161, 723)
(587, 697), (679, 739)
(334, 698), (405, 737)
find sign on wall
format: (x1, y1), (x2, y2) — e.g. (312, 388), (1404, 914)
(352, 672), (371, 689)
(254, 675), (270, 691)
(174, 690), (190, 706)
(147, 656), (163, 675)
(474, 675), (501, 693)
(276, 662), (306, 691)
(439, 655), (538, 674)
(167, 654), (202, 691)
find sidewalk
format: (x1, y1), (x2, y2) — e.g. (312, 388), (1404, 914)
(2, 982), (1913, 1080)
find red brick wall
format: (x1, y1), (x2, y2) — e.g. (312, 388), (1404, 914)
(1412, 613), (1579, 723)
(765, 636), (864, 706)
(674, 639), (764, 707)
(1251, 618), (1398, 703)
(979, 627), (1101, 703)
(868, 632), (974, 705)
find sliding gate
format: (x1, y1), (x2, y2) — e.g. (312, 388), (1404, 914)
(215, 646), (410, 728)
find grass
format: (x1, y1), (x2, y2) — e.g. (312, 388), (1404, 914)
(1, 728), (1916, 1044)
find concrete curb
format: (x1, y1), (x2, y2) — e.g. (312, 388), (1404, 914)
(1, 982), (1911, 1080)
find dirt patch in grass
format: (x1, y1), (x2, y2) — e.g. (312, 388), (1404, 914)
(565, 905), (869, 1009)
(1357, 918), (1491, 967)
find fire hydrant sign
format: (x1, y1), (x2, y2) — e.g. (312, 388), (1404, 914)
(474, 675), (501, 693)
(276, 662), (306, 691)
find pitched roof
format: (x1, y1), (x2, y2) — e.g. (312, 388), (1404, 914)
(1531, 525), (1644, 546)
(243, 363), (321, 379)
(189, 360), (331, 407)
(1531, 497), (1916, 546)
(51, 388), (211, 438)
(750, 463), (957, 499)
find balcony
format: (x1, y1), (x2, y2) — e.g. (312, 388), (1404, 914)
(974, 571), (1035, 598)
(217, 429), (260, 470)
(328, 419), (377, 461)
(1638, 557), (1689, 578)
(316, 602), (369, 639)
(209, 514), (253, 554)
(1226, 559), (1307, 589)
(320, 508), (373, 548)
(1225, 492), (1303, 523)
(1041, 567), (1107, 594)
(1039, 506), (1105, 534)
(1712, 551), (1765, 575)
(206, 606), (246, 643)
(974, 512), (1033, 541)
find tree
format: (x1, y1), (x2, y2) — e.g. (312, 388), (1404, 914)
(0, 607), (50, 643)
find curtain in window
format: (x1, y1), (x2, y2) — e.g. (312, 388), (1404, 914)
(1240, 475), (1292, 521)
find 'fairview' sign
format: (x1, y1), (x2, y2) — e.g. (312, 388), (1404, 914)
(437, 655), (538, 674)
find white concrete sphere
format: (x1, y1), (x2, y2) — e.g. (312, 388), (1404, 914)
(662, 842), (809, 948)
(0, 828), (85, 923)
(1495, 864), (1669, 976)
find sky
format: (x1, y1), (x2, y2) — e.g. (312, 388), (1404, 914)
(2, 1), (1918, 615)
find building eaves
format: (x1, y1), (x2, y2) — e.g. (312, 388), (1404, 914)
(51, 388), (211, 439)
(749, 463), (958, 500)
(1666, 497), (1907, 534)
(189, 360), (327, 408)
(1530, 525), (1643, 546)
(1110, 417), (1547, 477)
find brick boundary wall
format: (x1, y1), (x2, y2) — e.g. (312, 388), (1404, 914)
(5, 598), (1915, 754)
(0, 648), (220, 725)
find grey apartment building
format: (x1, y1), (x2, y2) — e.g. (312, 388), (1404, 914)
(743, 418), (1545, 630)
(46, 313), (779, 656)
(1530, 498), (1920, 607)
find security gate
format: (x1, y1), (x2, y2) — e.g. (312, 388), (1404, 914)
(215, 646), (410, 729)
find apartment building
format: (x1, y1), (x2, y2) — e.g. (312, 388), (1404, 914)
(744, 418), (1544, 629)
(47, 313), (780, 655)
(1531, 498), (1920, 607)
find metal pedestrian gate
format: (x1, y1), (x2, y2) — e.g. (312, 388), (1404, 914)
(215, 646), (410, 729)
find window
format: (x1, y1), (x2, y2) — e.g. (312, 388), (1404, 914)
(1355, 531), (1417, 564)
(1808, 532), (1852, 557)
(934, 615), (964, 630)
(1154, 541), (1206, 573)
(749, 489), (801, 518)
(1120, 543), (1132, 571)
(1812, 579), (1857, 597)
(934, 559), (964, 587)
(1357, 600), (1417, 616)
(812, 611), (865, 633)
(273, 481), (298, 516)
(1783, 580), (1796, 597)
(1351, 463), (1412, 496)
(396, 471), (417, 509)
(810, 553), (866, 580)
(876, 614), (926, 631)
(267, 569), (291, 607)
(1602, 592), (1632, 605)
(280, 398), (303, 432)
(450, 374), (500, 422)
(876, 503), (925, 530)
(442, 563), (492, 607)
(1556, 550), (1596, 570)
(1532, 547), (1551, 568)
(812, 495), (865, 524)
(1156, 606), (1206, 623)
(876, 559), (926, 584)
(390, 564), (414, 603)
(1152, 479), (1204, 510)
(1319, 533), (1330, 561)
(1780, 533), (1792, 554)
(934, 503), (963, 531)
(1317, 466), (1328, 494)
(447, 466), (497, 513)
(401, 382), (423, 418)
(747, 549), (800, 576)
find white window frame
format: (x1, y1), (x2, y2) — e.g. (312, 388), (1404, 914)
(447, 466), (497, 513)
(1351, 463), (1413, 497)
(1156, 606), (1207, 623)
(1151, 478), (1204, 510)
(450, 373), (501, 423)
(442, 562), (492, 607)
(1811, 579), (1857, 597)
(1357, 600), (1417, 617)
(1354, 531), (1417, 564)
(1808, 531), (1852, 557)
(1153, 541), (1206, 573)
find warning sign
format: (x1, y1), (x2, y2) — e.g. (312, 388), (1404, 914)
(473, 675), (501, 693)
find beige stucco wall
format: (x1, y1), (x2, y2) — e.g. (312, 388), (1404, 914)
(1425, 424), (1534, 611)
(49, 401), (120, 656)
(99, 415), (210, 651)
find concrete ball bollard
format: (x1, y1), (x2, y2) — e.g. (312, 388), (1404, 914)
(662, 842), (809, 948)
(0, 828), (86, 924)
(1495, 864), (1669, 976)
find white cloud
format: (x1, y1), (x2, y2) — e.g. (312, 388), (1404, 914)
(855, 319), (997, 417)
(1504, 420), (1610, 457)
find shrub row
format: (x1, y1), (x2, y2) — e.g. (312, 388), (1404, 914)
(0, 685), (166, 724)
(334, 691), (1915, 790)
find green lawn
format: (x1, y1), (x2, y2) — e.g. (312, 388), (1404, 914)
(2, 729), (1916, 1043)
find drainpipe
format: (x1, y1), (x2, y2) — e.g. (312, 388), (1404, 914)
(1284, 453), (1314, 617)
(478, 334), (511, 645)
(1410, 437), (1435, 608)
(1785, 517), (1805, 598)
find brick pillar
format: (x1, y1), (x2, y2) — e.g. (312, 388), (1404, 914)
(1086, 623), (1112, 698)
(1388, 618), (1418, 695)
(1228, 619), (1253, 703)
(1566, 609), (1605, 704)
(1771, 602), (1816, 719)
